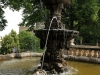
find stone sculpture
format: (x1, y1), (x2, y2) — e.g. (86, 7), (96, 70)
(42, 0), (72, 29)
(34, 0), (78, 74)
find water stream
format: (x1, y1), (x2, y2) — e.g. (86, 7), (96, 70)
(0, 57), (100, 75)
(41, 16), (59, 69)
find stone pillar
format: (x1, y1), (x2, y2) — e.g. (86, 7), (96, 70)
(80, 37), (83, 45)
(35, 29), (79, 74)
(40, 40), (67, 74)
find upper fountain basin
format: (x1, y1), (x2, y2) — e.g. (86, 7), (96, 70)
(34, 29), (79, 41)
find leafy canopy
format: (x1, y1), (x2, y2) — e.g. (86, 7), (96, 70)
(0, 29), (19, 54)
(18, 31), (41, 52)
(0, 1), (7, 30)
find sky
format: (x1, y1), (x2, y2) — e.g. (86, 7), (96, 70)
(0, 7), (22, 37)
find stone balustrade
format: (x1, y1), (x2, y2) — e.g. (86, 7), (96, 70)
(64, 45), (100, 63)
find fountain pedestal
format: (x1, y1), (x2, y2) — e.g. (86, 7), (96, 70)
(34, 29), (78, 74)
(34, 0), (79, 74)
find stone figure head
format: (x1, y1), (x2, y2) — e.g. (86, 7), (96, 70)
(42, 0), (72, 29)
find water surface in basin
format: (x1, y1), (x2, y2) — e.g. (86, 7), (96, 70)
(0, 57), (40, 75)
(0, 57), (100, 75)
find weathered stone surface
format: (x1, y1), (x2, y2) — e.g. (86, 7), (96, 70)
(32, 69), (47, 75)
(41, 0), (72, 29)
(0, 52), (43, 60)
(34, 29), (78, 74)
(64, 45), (100, 63)
(34, 0), (79, 74)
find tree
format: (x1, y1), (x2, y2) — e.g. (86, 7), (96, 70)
(0, 29), (19, 54)
(0, 1), (7, 30)
(62, 0), (99, 30)
(1, 0), (47, 31)
(18, 31), (41, 52)
(10, 29), (20, 51)
(62, 0), (100, 44)
(1, 0), (100, 44)
(1, 0), (100, 30)
(78, 0), (100, 44)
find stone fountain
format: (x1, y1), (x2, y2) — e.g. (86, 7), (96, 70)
(34, 0), (79, 74)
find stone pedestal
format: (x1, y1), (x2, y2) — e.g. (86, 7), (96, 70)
(34, 0), (79, 74)
(34, 29), (78, 74)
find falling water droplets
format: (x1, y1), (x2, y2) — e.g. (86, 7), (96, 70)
(41, 16), (59, 69)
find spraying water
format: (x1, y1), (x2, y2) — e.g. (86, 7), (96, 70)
(41, 16), (58, 69)
(39, 16), (78, 75)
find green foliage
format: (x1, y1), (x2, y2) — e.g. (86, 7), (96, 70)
(18, 31), (41, 52)
(62, 0), (100, 44)
(0, 1), (7, 31)
(1, 0), (100, 44)
(1, 0), (47, 31)
(80, 22), (100, 44)
(63, 0), (99, 30)
(10, 30), (20, 51)
(0, 30), (19, 54)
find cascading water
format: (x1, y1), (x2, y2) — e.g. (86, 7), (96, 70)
(39, 16), (78, 75)
(41, 16), (59, 69)
(34, 23), (78, 75)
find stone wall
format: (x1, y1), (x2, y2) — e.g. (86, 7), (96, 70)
(0, 52), (42, 60)
(68, 45), (100, 58)
(64, 45), (100, 63)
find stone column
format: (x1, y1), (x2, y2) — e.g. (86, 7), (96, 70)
(40, 40), (67, 74)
